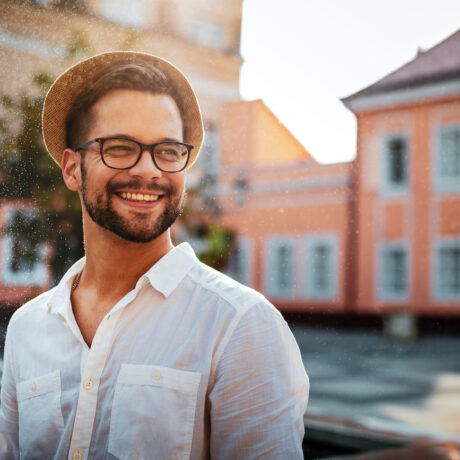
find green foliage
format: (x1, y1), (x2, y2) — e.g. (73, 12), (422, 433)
(120, 30), (143, 51)
(65, 28), (94, 59)
(198, 225), (235, 271)
(0, 72), (84, 282)
(179, 188), (235, 271)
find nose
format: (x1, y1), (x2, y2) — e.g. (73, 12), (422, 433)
(128, 148), (162, 179)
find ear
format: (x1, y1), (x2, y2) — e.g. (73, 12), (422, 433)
(61, 148), (81, 191)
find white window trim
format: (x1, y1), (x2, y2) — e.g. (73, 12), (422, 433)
(100, 0), (148, 28)
(376, 241), (411, 302)
(226, 237), (253, 287)
(433, 238), (460, 301)
(187, 20), (225, 49)
(433, 123), (460, 194)
(380, 133), (410, 198)
(264, 236), (296, 298)
(303, 234), (339, 301)
(1, 235), (47, 286)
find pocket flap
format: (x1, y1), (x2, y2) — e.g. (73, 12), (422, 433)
(17, 370), (61, 402)
(118, 364), (201, 394)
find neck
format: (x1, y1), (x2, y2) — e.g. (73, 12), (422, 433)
(80, 215), (173, 302)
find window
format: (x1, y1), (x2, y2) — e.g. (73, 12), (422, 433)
(265, 237), (295, 297)
(199, 124), (220, 180)
(305, 235), (338, 300)
(434, 241), (460, 300)
(377, 243), (409, 301)
(435, 125), (460, 192)
(188, 21), (224, 49)
(381, 135), (408, 195)
(194, 124), (221, 208)
(27, 0), (51, 5)
(226, 238), (252, 286)
(101, 0), (147, 28)
(1, 210), (47, 286)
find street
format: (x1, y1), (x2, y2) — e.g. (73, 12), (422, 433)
(291, 324), (460, 441)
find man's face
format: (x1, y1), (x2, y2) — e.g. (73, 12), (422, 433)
(78, 89), (185, 243)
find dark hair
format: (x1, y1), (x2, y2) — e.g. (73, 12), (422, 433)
(66, 60), (184, 149)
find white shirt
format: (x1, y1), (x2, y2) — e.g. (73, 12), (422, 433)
(0, 243), (309, 460)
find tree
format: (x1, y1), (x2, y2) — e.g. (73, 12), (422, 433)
(0, 72), (84, 283)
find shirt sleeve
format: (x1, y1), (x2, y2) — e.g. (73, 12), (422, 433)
(208, 301), (309, 459)
(0, 321), (20, 459)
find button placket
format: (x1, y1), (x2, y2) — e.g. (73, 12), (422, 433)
(69, 309), (121, 459)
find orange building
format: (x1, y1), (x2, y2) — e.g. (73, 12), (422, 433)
(342, 29), (460, 316)
(221, 30), (460, 317)
(219, 100), (354, 314)
(1, 3), (459, 319)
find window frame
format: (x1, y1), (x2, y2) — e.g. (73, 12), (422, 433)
(376, 241), (411, 302)
(433, 123), (460, 194)
(433, 239), (460, 301)
(226, 237), (253, 287)
(1, 209), (47, 286)
(380, 133), (410, 197)
(303, 234), (339, 300)
(100, 0), (148, 28)
(264, 236), (296, 298)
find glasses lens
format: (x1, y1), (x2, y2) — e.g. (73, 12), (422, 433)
(102, 138), (140, 168)
(154, 143), (189, 172)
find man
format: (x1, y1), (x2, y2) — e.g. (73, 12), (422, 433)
(0, 51), (309, 459)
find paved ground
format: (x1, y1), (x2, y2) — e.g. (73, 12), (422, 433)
(290, 324), (460, 441)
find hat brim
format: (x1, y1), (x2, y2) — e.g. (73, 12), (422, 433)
(42, 51), (204, 168)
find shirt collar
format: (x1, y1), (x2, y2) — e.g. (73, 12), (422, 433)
(47, 242), (198, 315)
(47, 256), (86, 317)
(143, 242), (199, 297)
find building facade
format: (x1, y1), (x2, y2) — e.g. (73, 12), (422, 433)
(222, 30), (460, 317)
(1, 3), (459, 317)
(342, 29), (460, 315)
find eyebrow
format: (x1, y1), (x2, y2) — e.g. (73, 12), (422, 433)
(103, 134), (183, 143)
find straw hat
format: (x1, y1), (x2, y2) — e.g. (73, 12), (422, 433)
(42, 51), (204, 168)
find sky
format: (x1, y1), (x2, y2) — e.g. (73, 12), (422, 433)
(239, 0), (460, 164)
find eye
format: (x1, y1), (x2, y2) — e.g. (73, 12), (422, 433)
(155, 144), (186, 162)
(103, 139), (138, 157)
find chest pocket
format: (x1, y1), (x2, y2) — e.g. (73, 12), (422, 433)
(108, 364), (201, 460)
(16, 370), (64, 457)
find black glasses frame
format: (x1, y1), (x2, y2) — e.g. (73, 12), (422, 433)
(74, 137), (194, 173)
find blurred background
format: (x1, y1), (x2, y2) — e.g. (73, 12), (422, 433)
(0, 0), (460, 457)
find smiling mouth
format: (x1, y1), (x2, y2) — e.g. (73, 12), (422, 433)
(117, 192), (161, 202)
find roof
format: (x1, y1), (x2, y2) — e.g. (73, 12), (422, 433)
(343, 28), (460, 102)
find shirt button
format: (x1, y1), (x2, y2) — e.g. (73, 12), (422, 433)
(83, 379), (93, 390)
(152, 370), (162, 381)
(30, 382), (36, 392)
(73, 450), (82, 460)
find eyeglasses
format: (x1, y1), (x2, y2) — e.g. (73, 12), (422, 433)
(74, 137), (194, 173)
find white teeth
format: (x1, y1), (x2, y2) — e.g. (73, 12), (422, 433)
(119, 192), (159, 202)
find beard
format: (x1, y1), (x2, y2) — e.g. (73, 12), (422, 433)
(80, 161), (184, 243)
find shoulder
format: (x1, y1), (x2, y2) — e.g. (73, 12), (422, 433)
(186, 259), (276, 317)
(8, 287), (56, 329)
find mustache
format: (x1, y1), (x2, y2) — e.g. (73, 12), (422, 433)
(107, 179), (175, 196)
